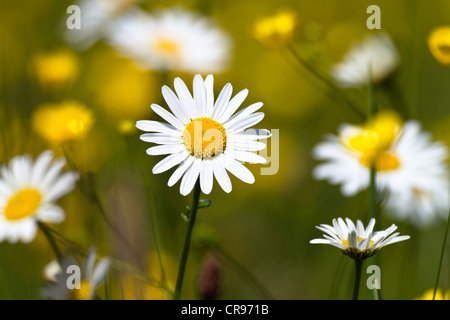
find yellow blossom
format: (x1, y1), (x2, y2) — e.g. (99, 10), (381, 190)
(253, 10), (297, 48)
(32, 100), (95, 144)
(428, 26), (450, 65)
(32, 49), (79, 91)
(416, 288), (450, 300)
(343, 110), (403, 171)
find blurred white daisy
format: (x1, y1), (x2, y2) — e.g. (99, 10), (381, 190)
(65, 0), (140, 50)
(0, 151), (79, 243)
(313, 111), (449, 227)
(310, 217), (410, 260)
(106, 7), (232, 73)
(42, 247), (111, 300)
(136, 74), (271, 196)
(386, 180), (449, 228)
(331, 32), (400, 88)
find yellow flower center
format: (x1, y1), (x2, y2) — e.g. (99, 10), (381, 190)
(182, 117), (227, 160)
(4, 188), (42, 221)
(154, 38), (180, 60)
(359, 151), (401, 171)
(342, 236), (374, 248)
(70, 279), (91, 300)
(344, 110), (402, 172)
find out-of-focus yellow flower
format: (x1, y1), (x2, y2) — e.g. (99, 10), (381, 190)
(32, 100), (95, 144)
(93, 55), (155, 121)
(253, 10), (297, 48)
(117, 119), (137, 136)
(428, 26), (450, 65)
(416, 288), (450, 300)
(343, 110), (402, 171)
(32, 49), (79, 91)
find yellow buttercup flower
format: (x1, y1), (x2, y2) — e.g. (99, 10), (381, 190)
(416, 288), (450, 300)
(94, 56), (156, 121)
(428, 26), (450, 65)
(253, 10), (297, 48)
(32, 49), (79, 91)
(32, 100), (95, 144)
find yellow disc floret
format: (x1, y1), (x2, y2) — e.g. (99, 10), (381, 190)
(344, 110), (402, 172)
(4, 188), (42, 221)
(182, 117), (227, 160)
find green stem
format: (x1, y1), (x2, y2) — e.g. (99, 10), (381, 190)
(124, 136), (167, 287)
(367, 71), (382, 300)
(215, 245), (274, 300)
(38, 222), (64, 267)
(173, 180), (202, 300)
(353, 259), (363, 300)
(285, 44), (366, 121)
(433, 210), (450, 300)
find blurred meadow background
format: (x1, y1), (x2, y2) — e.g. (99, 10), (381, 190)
(1, 0), (450, 300)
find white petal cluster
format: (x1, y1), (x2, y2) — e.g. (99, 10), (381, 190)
(310, 217), (410, 260)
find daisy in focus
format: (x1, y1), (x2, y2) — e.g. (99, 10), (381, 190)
(0, 151), (79, 243)
(106, 7), (232, 73)
(65, 0), (140, 50)
(42, 247), (111, 300)
(310, 217), (410, 260)
(136, 74), (271, 196)
(331, 32), (400, 88)
(313, 110), (449, 226)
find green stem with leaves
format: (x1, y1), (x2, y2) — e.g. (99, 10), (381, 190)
(173, 181), (202, 300)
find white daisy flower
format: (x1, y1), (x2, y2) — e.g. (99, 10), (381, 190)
(106, 7), (232, 73)
(65, 0), (140, 50)
(42, 247), (111, 300)
(313, 112), (450, 227)
(385, 180), (449, 228)
(136, 74), (271, 196)
(310, 217), (410, 260)
(331, 32), (400, 88)
(0, 150), (79, 243)
(313, 113), (448, 194)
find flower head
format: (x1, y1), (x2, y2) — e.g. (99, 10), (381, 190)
(331, 32), (400, 87)
(42, 247), (111, 300)
(253, 10), (297, 48)
(32, 49), (79, 91)
(0, 151), (79, 243)
(313, 111), (449, 227)
(136, 74), (271, 196)
(106, 7), (232, 73)
(310, 217), (410, 260)
(32, 100), (95, 144)
(428, 26), (450, 65)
